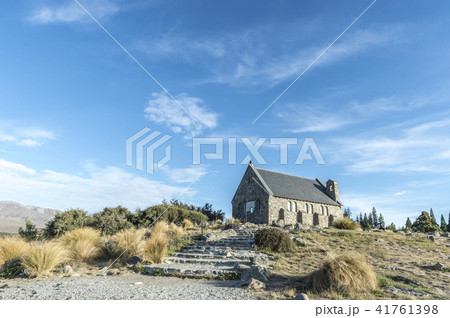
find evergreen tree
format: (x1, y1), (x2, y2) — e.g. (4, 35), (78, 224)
(343, 207), (351, 219)
(371, 207), (379, 227)
(448, 213), (450, 232)
(440, 215), (447, 232)
(355, 215), (360, 224)
(378, 213), (385, 228)
(405, 217), (412, 229)
(430, 208), (437, 225)
(363, 213), (369, 229)
(368, 213), (373, 228)
(411, 211), (441, 233)
(386, 222), (396, 231)
(359, 213), (363, 225)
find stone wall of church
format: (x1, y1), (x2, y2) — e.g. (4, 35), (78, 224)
(268, 196), (342, 227)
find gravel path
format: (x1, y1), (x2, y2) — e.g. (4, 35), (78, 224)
(0, 274), (251, 300)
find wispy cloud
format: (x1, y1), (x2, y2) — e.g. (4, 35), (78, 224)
(160, 165), (208, 183)
(27, 0), (119, 24)
(0, 124), (55, 148)
(144, 92), (219, 137)
(0, 158), (194, 212)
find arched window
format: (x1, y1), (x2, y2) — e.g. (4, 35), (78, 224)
(287, 201), (291, 212)
(321, 206), (325, 215)
(310, 204), (314, 213)
(293, 202), (297, 212)
(305, 203), (308, 213)
(326, 206), (329, 216)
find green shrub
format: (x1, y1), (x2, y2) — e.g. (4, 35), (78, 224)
(411, 211), (441, 233)
(92, 206), (134, 235)
(18, 218), (39, 241)
(136, 205), (208, 227)
(254, 227), (295, 253)
(45, 209), (93, 237)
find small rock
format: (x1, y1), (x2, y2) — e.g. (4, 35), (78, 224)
(293, 237), (308, 246)
(126, 256), (141, 266)
(71, 273), (81, 277)
(0, 284), (8, 289)
(433, 262), (447, 270)
(294, 293), (309, 300)
(246, 278), (266, 290)
(383, 265), (398, 270)
(411, 233), (419, 237)
(445, 244), (450, 248)
(441, 232), (449, 237)
(134, 282), (143, 285)
(377, 238), (385, 242)
(427, 236), (435, 242)
(64, 265), (73, 273)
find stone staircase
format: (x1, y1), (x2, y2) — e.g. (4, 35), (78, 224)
(143, 225), (273, 279)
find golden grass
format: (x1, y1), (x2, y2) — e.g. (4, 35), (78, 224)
(21, 242), (68, 275)
(182, 219), (193, 230)
(142, 230), (169, 264)
(60, 228), (102, 263)
(0, 236), (29, 264)
(307, 253), (377, 293)
(152, 221), (169, 237)
(168, 222), (184, 238)
(332, 218), (362, 231)
(111, 228), (145, 259)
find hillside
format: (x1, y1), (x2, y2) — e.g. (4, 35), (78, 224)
(0, 201), (59, 233)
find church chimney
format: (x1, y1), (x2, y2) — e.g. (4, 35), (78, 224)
(326, 179), (339, 202)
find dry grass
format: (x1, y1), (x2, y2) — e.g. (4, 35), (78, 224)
(307, 253), (377, 293)
(112, 228), (146, 259)
(0, 236), (29, 264)
(332, 218), (362, 231)
(168, 222), (184, 238)
(143, 230), (169, 264)
(152, 221), (169, 237)
(21, 242), (68, 275)
(182, 219), (193, 230)
(60, 228), (102, 263)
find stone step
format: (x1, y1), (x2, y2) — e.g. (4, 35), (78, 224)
(143, 263), (239, 278)
(181, 246), (252, 253)
(174, 252), (255, 260)
(164, 257), (247, 266)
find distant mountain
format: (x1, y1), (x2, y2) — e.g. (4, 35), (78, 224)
(0, 201), (59, 233)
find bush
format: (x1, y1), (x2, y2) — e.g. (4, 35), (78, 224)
(254, 227), (295, 253)
(92, 206), (134, 236)
(182, 219), (193, 230)
(307, 253), (378, 293)
(411, 211), (441, 233)
(60, 228), (102, 263)
(332, 218), (361, 231)
(21, 242), (68, 275)
(168, 222), (184, 238)
(18, 218), (39, 241)
(143, 230), (169, 264)
(45, 209), (92, 237)
(0, 236), (29, 264)
(110, 228), (145, 259)
(136, 205), (208, 227)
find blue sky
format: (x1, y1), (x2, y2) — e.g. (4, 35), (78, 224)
(1, 0), (450, 227)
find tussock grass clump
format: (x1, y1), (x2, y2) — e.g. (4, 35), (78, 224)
(182, 219), (193, 230)
(332, 218), (362, 231)
(0, 236), (29, 264)
(60, 228), (102, 263)
(255, 227), (295, 253)
(152, 221), (169, 237)
(307, 253), (378, 293)
(21, 242), (68, 275)
(142, 230), (169, 264)
(111, 228), (145, 259)
(168, 223), (184, 238)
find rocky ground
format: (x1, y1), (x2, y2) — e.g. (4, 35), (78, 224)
(0, 274), (250, 300)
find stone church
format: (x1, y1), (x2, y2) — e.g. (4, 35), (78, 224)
(232, 162), (343, 227)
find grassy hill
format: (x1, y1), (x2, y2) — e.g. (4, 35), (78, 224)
(253, 228), (449, 300)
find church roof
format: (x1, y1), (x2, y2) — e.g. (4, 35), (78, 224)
(252, 166), (340, 206)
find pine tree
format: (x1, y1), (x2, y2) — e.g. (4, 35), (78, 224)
(368, 213), (373, 228)
(343, 207), (351, 219)
(440, 215), (447, 232)
(386, 222), (396, 231)
(405, 217), (412, 229)
(359, 212), (363, 225)
(430, 208), (437, 225)
(363, 213), (369, 229)
(447, 213), (450, 232)
(371, 207), (378, 227)
(378, 213), (385, 228)
(355, 214), (360, 224)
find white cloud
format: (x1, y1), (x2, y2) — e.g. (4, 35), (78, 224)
(160, 165), (208, 183)
(394, 191), (408, 196)
(144, 92), (219, 137)
(0, 158), (194, 212)
(27, 0), (119, 24)
(0, 124), (55, 148)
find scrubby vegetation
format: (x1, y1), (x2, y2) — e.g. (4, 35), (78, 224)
(332, 218), (361, 231)
(60, 228), (102, 263)
(307, 253), (378, 293)
(255, 228), (295, 253)
(21, 242), (68, 276)
(0, 236), (29, 264)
